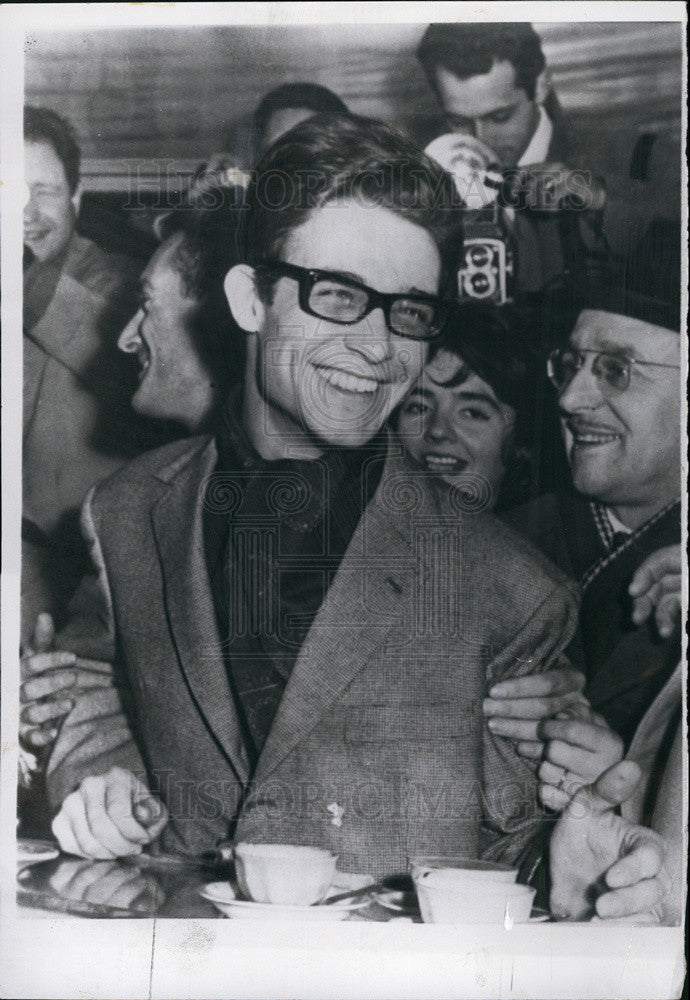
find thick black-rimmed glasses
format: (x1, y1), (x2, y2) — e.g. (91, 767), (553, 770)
(258, 260), (449, 342)
(547, 346), (680, 394)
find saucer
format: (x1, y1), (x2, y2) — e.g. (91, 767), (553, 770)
(199, 881), (370, 921)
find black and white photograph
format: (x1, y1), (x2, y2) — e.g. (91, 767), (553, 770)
(1, 3), (686, 997)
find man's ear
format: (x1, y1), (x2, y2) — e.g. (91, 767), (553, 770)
(534, 69), (550, 106)
(71, 181), (83, 218)
(224, 264), (265, 333)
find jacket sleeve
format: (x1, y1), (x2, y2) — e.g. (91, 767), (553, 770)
(478, 577), (581, 868)
(46, 487), (147, 809)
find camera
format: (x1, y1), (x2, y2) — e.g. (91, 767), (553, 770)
(424, 134), (515, 305)
(457, 207), (515, 305)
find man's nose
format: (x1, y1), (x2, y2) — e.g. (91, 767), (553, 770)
(473, 119), (489, 144)
(343, 308), (392, 364)
(117, 312), (143, 354)
(557, 360), (605, 414)
(23, 192), (39, 221)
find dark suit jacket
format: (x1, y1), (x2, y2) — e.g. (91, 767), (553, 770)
(510, 111), (602, 294)
(48, 436), (579, 878)
(506, 492), (681, 747)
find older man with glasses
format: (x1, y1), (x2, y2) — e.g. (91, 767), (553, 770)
(492, 227), (682, 879)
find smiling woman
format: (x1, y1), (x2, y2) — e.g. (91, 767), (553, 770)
(395, 303), (534, 512)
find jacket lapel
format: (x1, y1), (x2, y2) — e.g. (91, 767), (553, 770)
(252, 448), (435, 786)
(151, 439), (251, 784)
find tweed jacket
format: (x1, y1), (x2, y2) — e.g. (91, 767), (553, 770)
(48, 435), (579, 879)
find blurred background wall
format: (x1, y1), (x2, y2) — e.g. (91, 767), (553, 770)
(25, 22), (682, 160)
(24, 21), (683, 249)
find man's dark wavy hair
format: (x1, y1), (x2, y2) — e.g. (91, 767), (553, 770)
(242, 112), (464, 303)
(24, 106), (81, 194)
(156, 187), (247, 385)
(253, 82), (348, 139)
(417, 23), (546, 101)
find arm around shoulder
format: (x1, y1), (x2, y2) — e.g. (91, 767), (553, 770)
(46, 487), (146, 810)
(480, 574), (581, 866)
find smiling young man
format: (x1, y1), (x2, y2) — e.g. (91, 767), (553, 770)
(40, 115), (563, 871)
(116, 197), (245, 432)
(30, 114), (665, 922)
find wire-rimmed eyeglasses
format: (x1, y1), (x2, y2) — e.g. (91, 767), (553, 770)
(547, 346), (680, 393)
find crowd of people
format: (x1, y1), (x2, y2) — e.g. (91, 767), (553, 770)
(19, 23), (683, 924)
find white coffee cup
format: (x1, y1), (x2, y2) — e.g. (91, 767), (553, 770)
(233, 843), (338, 906)
(415, 869), (535, 924)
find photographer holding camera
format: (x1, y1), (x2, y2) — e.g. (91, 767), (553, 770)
(418, 22), (608, 299)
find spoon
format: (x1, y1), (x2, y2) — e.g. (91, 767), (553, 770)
(321, 882), (385, 905)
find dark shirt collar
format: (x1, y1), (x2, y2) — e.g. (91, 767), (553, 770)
(215, 384), (387, 482)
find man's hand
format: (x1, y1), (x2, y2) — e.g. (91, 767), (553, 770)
(52, 766), (168, 860)
(629, 544), (682, 638)
(537, 711), (624, 811)
(20, 612), (72, 748)
(483, 665), (587, 747)
(550, 760), (667, 921)
(20, 613), (113, 749)
(504, 163), (607, 213)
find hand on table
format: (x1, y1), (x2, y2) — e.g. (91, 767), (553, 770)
(629, 544), (682, 638)
(52, 766), (168, 860)
(20, 613), (114, 749)
(550, 760), (668, 922)
(47, 857), (165, 914)
(483, 664), (587, 750)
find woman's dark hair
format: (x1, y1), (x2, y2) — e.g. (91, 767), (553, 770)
(157, 185), (247, 386)
(429, 302), (537, 510)
(24, 105), (81, 194)
(417, 22), (546, 101)
(244, 111), (464, 301)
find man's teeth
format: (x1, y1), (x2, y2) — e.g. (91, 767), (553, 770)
(319, 367), (378, 393)
(572, 428), (620, 445)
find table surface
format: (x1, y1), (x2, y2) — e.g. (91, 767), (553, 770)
(15, 839), (406, 920)
(11, 840), (686, 999)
